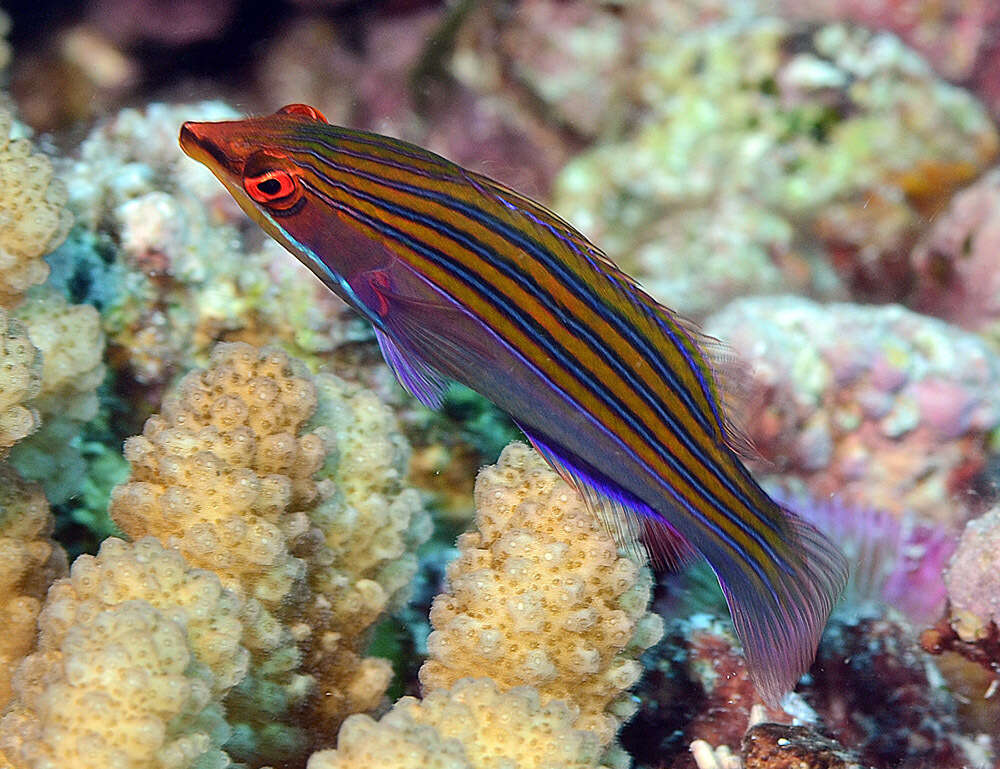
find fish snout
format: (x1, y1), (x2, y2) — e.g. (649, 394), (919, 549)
(178, 120), (238, 174)
(178, 121), (205, 155)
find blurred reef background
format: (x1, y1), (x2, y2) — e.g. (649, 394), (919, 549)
(1, 1), (999, 767)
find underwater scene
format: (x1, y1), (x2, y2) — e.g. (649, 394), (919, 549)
(0, 0), (999, 767)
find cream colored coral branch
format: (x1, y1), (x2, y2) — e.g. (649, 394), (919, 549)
(420, 443), (663, 751)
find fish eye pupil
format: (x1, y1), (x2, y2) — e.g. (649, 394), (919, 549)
(257, 177), (282, 196)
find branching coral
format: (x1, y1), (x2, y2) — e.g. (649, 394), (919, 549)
(111, 342), (320, 602)
(0, 106), (72, 307)
(0, 308), (41, 456)
(0, 536), (245, 769)
(420, 443), (663, 754)
(307, 678), (607, 769)
(12, 290), (104, 420)
(297, 373), (432, 732)
(109, 342), (430, 764)
(109, 342), (326, 761)
(0, 465), (67, 708)
(0, 93), (106, 500)
(7, 289), (106, 502)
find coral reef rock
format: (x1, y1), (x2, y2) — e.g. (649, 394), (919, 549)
(551, 16), (997, 315)
(742, 723), (869, 769)
(943, 506), (1000, 643)
(705, 296), (1000, 526)
(804, 617), (973, 768)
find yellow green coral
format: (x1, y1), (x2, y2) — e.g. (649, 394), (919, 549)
(0, 107), (72, 308)
(0, 309), (41, 456)
(301, 374), (432, 729)
(110, 342), (320, 605)
(109, 342), (326, 761)
(109, 342), (430, 763)
(13, 290), (105, 422)
(5, 289), (107, 503)
(420, 443), (663, 751)
(0, 466), (67, 708)
(307, 678), (607, 769)
(0, 537), (245, 769)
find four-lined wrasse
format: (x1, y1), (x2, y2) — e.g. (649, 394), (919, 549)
(179, 103), (848, 704)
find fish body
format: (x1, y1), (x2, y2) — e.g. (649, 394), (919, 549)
(180, 104), (847, 704)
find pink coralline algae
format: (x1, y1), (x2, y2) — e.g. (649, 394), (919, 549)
(942, 506), (1000, 643)
(705, 296), (1000, 526)
(910, 168), (1000, 343)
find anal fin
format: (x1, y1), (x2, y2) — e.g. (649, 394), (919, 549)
(517, 424), (695, 570)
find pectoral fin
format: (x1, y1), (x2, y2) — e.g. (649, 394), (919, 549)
(373, 327), (450, 410)
(355, 263), (495, 384)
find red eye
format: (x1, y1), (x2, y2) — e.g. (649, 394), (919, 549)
(277, 103), (328, 123)
(243, 169), (301, 210)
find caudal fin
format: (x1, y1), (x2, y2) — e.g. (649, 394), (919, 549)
(715, 509), (848, 705)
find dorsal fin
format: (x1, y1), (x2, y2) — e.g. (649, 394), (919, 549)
(464, 169), (762, 462)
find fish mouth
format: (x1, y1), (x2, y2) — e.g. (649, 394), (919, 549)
(179, 121), (240, 176)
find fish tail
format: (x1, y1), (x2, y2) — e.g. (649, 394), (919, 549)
(708, 507), (848, 705)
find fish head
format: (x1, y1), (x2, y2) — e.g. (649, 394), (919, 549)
(180, 104), (335, 247)
(180, 103), (392, 292)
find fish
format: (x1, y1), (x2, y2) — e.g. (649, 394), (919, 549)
(179, 103), (848, 704)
